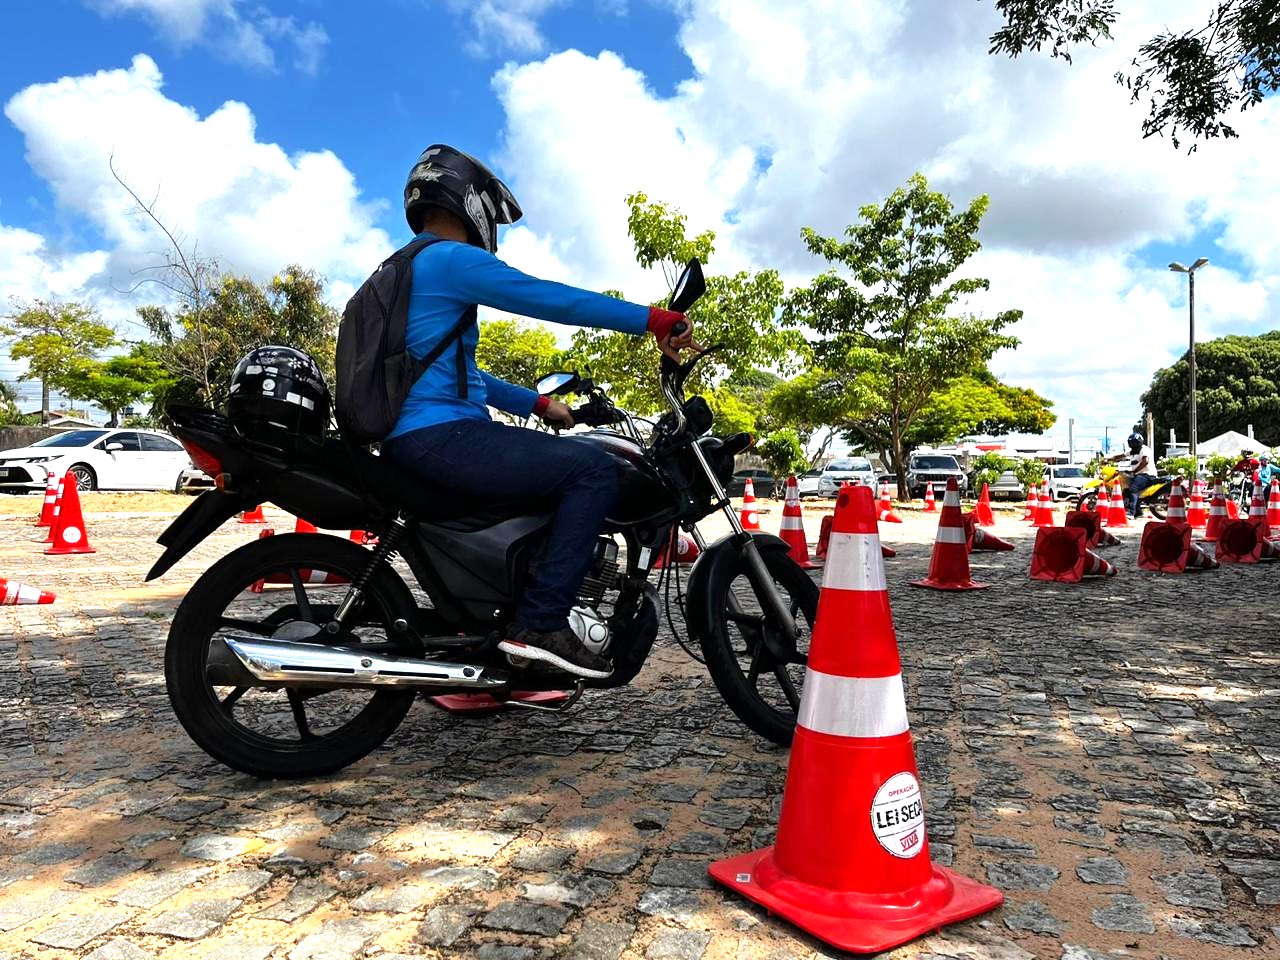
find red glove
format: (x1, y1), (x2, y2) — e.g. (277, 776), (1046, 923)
(647, 307), (685, 344)
(532, 395), (551, 416)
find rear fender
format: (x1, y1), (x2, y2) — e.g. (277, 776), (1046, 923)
(147, 488), (257, 581)
(683, 532), (791, 645)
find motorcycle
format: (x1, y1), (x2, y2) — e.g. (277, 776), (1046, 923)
(149, 260), (819, 778)
(1074, 464), (1168, 519)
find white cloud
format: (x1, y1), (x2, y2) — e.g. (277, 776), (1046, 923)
(2, 54), (390, 312)
(88, 0), (328, 73)
(446, 0), (628, 56)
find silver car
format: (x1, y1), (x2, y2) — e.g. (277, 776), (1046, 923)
(817, 457), (877, 497)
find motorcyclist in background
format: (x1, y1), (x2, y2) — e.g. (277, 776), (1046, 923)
(1122, 431), (1157, 518)
(381, 145), (695, 680)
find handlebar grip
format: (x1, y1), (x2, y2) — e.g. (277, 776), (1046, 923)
(670, 321), (688, 337)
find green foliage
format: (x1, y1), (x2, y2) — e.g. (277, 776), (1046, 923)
(1205, 453), (1235, 480)
(1, 299), (117, 422)
(565, 193), (805, 415)
(1013, 457), (1047, 492)
(1082, 453), (1104, 477)
(66, 345), (174, 426)
(141, 266), (340, 407)
(910, 372), (1055, 445)
(970, 451), (1013, 491)
(758, 429), (808, 478)
(0, 381), (25, 425)
(784, 173), (1022, 496)
(1158, 454), (1197, 479)
(476, 319), (565, 393)
(1141, 331), (1280, 447)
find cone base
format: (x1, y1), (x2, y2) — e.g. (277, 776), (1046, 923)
(45, 545), (96, 556)
(908, 578), (989, 591)
(710, 847), (1003, 954)
(428, 690), (568, 713)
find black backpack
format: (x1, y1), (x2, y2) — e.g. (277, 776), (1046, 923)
(335, 236), (476, 444)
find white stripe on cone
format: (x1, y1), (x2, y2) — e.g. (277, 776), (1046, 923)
(823, 533), (887, 591)
(797, 671), (910, 739)
(936, 527), (967, 544)
(781, 516), (804, 530)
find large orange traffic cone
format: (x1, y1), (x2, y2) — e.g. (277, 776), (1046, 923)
(1033, 481), (1054, 527)
(1138, 522), (1219, 572)
(708, 483), (1003, 953)
(739, 478), (761, 531)
(911, 479), (988, 591)
(1029, 527), (1116, 582)
(1268, 479), (1280, 531)
(779, 476), (816, 568)
(1, 578), (55, 605)
(961, 512), (1014, 552)
(877, 482), (902, 523)
(1020, 485), (1036, 522)
(34, 470), (59, 527)
(922, 482), (936, 512)
(1203, 481), (1229, 542)
(42, 474), (65, 543)
(1104, 482), (1130, 528)
(1214, 519), (1279, 564)
(1187, 480), (1208, 529)
(45, 478), (94, 556)
(239, 504), (267, 524)
(974, 483), (995, 526)
(1165, 477), (1188, 528)
(1247, 481), (1270, 540)
(293, 517), (319, 534)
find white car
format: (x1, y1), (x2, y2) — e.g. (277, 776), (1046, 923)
(1047, 463), (1089, 501)
(796, 469), (822, 498)
(817, 457), (877, 496)
(0, 428), (193, 493)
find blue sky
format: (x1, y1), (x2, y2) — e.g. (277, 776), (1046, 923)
(0, 0), (1276, 451)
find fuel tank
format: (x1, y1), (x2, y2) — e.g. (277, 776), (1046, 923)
(567, 431), (677, 525)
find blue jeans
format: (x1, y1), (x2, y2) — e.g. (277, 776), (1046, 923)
(1127, 474), (1157, 516)
(384, 419), (618, 632)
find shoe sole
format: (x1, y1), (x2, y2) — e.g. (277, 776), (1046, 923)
(497, 639), (612, 680)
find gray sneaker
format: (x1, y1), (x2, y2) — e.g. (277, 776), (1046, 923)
(498, 627), (612, 679)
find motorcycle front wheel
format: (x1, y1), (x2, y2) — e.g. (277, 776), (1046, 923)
(165, 533), (421, 779)
(699, 547), (819, 746)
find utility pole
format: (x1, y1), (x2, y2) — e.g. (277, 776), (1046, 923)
(1068, 418), (1075, 464)
(1169, 258), (1208, 466)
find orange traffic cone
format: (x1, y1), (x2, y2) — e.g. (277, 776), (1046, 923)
(740, 478), (761, 531)
(1226, 497), (1240, 520)
(779, 476), (816, 568)
(1268, 479), (1280, 530)
(1103, 481), (1129, 527)
(293, 517), (318, 534)
(911, 479), (988, 591)
(1020, 485), (1036, 522)
(1187, 480), (1208, 529)
(1247, 481), (1270, 539)
(1064, 509), (1103, 547)
(974, 483), (995, 526)
(1, 578), (55, 605)
(1029, 527), (1116, 582)
(961, 512), (1014, 552)
(1033, 481), (1054, 527)
(1214, 519), (1279, 564)
(877, 482), (902, 523)
(249, 528), (277, 593)
(34, 469), (59, 527)
(1165, 477), (1188, 528)
(653, 530), (699, 569)
(1203, 481), (1229, 542)
(1138, 522), (1219, 572)
(708, 483), (1003, 953)
(818, 507), (894, 559)
(45, 478), (94, 556)
(923, 482), (936, 512)
(349, 529), (371, 545)
(239, 504), (266, 524)
(42, 474), (65, 543)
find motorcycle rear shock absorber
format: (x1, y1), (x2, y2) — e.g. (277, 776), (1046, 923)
(326, 513), (409, 631)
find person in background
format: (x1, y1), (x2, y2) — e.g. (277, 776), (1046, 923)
(1122, 431), (1157, 518)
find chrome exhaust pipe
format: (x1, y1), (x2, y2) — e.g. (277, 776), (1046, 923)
(221, 636), (507, 690)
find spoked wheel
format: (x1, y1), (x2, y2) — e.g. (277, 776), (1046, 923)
(69, 464), (95, 492)
(1075, 490), (1101, 513)
(165, 533), (420, 778)
(700, 547), (819, 746)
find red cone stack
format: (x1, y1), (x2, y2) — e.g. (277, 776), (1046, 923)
(1, 578), (56, 605)
(1203, 481), (1229, 542)
(1166, 477), (1188, 529)
(877, 482), (902, 523)
(709, 483), (1003, 953)
(1214, 519), (1279, 564)
(1033, 480), (1054, 527)
(740, 478), (761, 531)
(974, 483), (995, 526)
(1247, 482), (1270, 539)
(35, 470), (59, 527)
(239, 504), (267, 524)
(1029, 527), (1116, 582)
(1138, 522), (1219, 572)
(45, 478), (95, 556)
(779, 476), (816, 568)
(1187, 480), (1208, 529)
(42, 475), (65, 543)
(1268, 479), (1280, 530)
(911, 479), (988, 591)
(923, 482), (936, 512)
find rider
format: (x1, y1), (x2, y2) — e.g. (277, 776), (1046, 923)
(381, 145), (694, 680)
(1259, 453), (1278, 489)
(1123, 431), (1157, 518)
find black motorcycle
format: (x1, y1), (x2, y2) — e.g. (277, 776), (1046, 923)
(150, 261), (819, 778)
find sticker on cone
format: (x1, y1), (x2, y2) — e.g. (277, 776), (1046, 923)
(708, 483), (1003, 954)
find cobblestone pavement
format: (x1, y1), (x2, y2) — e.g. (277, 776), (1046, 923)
(1, 498), (1278, 960)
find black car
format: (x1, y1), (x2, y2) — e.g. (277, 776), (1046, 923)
(727, 468), (776, 499)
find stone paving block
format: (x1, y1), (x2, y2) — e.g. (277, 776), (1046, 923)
(636, 886), (701, 921)
(474, 945), (537, 960)
(28, 909), (132, 949)
(396, 822), (515, 858)
(646, 929), (711, 960)
(15, 841), (88, 865)
(481, 900), (572, 936)
(1091, 893), (1156, 933)
(198, 936), (275, 960)
(669, 831), (726, 854)
(983, 861), (1060, 891)
(1075, 857), (1128, 885)
(351, 884), (430, 913)
(420, 865), (500, 891)
(564, 918), (635, 960)
(650, 859), (712, 889)
(0, 889), (79, 932)
(1153, 866), (1226, 909)
(585, 847), (643, 875)
(65, 853), (149, 887)
(511, 845), (574, 871)
(141, 898), (240, 939)
(1165, 916), (1258, 947)
(416, 903), (478, 948)
(180, 833), (256, 861)
(318, 824), (392, 852)
(1001, 899), (1064, 935)
(257, 878), (336, 922)
(1221, 859), (1280, 904)
(111, 866), (213, 908)
(83, 938), (151, 960)
(288, 918), (383, 960)
(201, 867), (273, 898)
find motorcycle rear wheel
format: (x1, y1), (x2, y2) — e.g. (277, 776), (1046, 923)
(165, 533), (420, 778)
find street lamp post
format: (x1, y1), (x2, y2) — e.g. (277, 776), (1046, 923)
(1169, 257), (1209, 467)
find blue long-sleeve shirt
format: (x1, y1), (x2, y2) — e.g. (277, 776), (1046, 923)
(387, 234), (651, 440)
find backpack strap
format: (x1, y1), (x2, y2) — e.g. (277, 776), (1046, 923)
(399, 237), (479, 400)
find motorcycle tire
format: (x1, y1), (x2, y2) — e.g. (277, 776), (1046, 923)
(165, 533), (420, 779)
(1075, 490), (1101, 513)
(1145, 500), (1167, 520)
(700, 547), (819, 747)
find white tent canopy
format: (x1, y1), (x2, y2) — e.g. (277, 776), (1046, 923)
(1196, 430), (1264, 456)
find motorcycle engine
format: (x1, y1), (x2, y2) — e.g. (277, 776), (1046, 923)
(570, 538), (621, 654)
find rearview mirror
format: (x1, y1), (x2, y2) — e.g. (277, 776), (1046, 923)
(668, 259), (706, 313)
(105, 442), (124, 452)
(536, 371), (580, 396)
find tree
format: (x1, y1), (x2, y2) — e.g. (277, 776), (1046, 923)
(0, 300), (117, 424)
(758, 429), (808, 478)
(66, 345), (174, 427)
(909, 371), (1055, 445)
(565, 193), (805, 416)
(0, 381), (25, 426)
(970, 451), (1014, 491)
(784, 173), (1022, 497)
(987, 0), (1280, 148)
(476, 319), (564, 392)
(1141, 330), (1280, 447)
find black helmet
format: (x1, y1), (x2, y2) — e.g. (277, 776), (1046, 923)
(226, 346), (329, 452)
(1127, 432), (1144, 452)
(403, 144), (522, 253)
